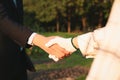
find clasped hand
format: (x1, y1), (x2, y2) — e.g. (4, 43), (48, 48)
(32, 34), (70, 61)
(45, 36), (77, 61)
(32, 34), (77, 62)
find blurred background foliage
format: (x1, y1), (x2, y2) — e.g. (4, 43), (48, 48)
(23, 0), (113, 33)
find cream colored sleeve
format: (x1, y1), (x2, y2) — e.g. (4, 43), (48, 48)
(77, 28), (105, 58)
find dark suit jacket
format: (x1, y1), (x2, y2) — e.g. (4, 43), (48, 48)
(0, 0), (33, 80)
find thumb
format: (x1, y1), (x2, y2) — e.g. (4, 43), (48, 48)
(45, 37), (59, 47)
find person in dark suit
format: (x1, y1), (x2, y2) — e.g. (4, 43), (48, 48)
(0, 0), (69, 80)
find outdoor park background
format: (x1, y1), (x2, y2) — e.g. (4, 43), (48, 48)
(23, 0), (114, 80)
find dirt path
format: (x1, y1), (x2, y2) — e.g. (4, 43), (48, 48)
(28, 66), (89, 80)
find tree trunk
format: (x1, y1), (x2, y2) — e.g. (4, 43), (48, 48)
(98, 12), (103, 28)
(67, 16), (71, 33)
(56, 20), (59, 32)
(81, 16), (87, 32)
(67, 21), (71, 33)
(56, 15), (60, 32)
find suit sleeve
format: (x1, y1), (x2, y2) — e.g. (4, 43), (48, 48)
(0, 2), (33, 47)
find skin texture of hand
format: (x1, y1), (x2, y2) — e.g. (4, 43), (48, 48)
(45, 37), (77, 53)
(32, 34), (70, 59)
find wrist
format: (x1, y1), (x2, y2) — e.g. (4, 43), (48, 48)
(71, 37), (79, 49)
(32, 34), (45, 46)
(27, 33), (37, 45)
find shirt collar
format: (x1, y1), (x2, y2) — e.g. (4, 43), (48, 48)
(13, 0), (17, 7)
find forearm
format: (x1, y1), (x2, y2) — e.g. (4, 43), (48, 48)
(0, 3), (33, 47)
(72, 32), (98, 58)
(72, 37), (79, 49)
(32, 34), (46, 47)
(0, 17), (33, 47)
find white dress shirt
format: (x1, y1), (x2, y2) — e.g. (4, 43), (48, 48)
(13, 0), (17, 7)
(27, 33), (37, 45)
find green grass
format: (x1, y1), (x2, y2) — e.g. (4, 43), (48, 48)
(30, 50), (93, 80)
(40, 32), (81, 37)
(32, 51), (93, 71)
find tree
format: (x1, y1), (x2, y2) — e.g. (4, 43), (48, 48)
(23, 0), (113, 33)
(23, 0), (40, 31)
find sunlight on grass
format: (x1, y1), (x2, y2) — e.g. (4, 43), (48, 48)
(33, 50), (93, 71)
(41, 32), (81, 38)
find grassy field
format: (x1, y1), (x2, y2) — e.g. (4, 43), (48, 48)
(28, 32), (93, 80)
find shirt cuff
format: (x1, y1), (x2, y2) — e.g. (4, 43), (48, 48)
(77, 32), (97, 58)
(27, 33), (37, 45)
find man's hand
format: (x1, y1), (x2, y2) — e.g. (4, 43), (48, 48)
(45, 37), (78, 61)
(45, 37), (77, 53)
(32, 34), (70, 60)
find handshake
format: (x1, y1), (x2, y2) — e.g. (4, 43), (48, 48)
(32, 34), (79, 62)
(45, 37), (78, 62)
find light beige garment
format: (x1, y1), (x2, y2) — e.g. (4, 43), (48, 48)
(77, 24), (120, 80)
(86, 51), (120, 80)
(76, 0), (120, 79)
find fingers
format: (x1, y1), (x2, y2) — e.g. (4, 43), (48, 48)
(49, 44), (70, 58)
(32, 34), (70, 61)
(49, 54), (59, 62)
(48, 44), (71, 62)
(45, 37), (59, 47)
(45, 37), (73, 61)
(46, 37), (77, 53)
(45, 37), (70, 53)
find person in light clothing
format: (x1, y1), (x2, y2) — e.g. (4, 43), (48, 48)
(46, 0), (120, 79)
